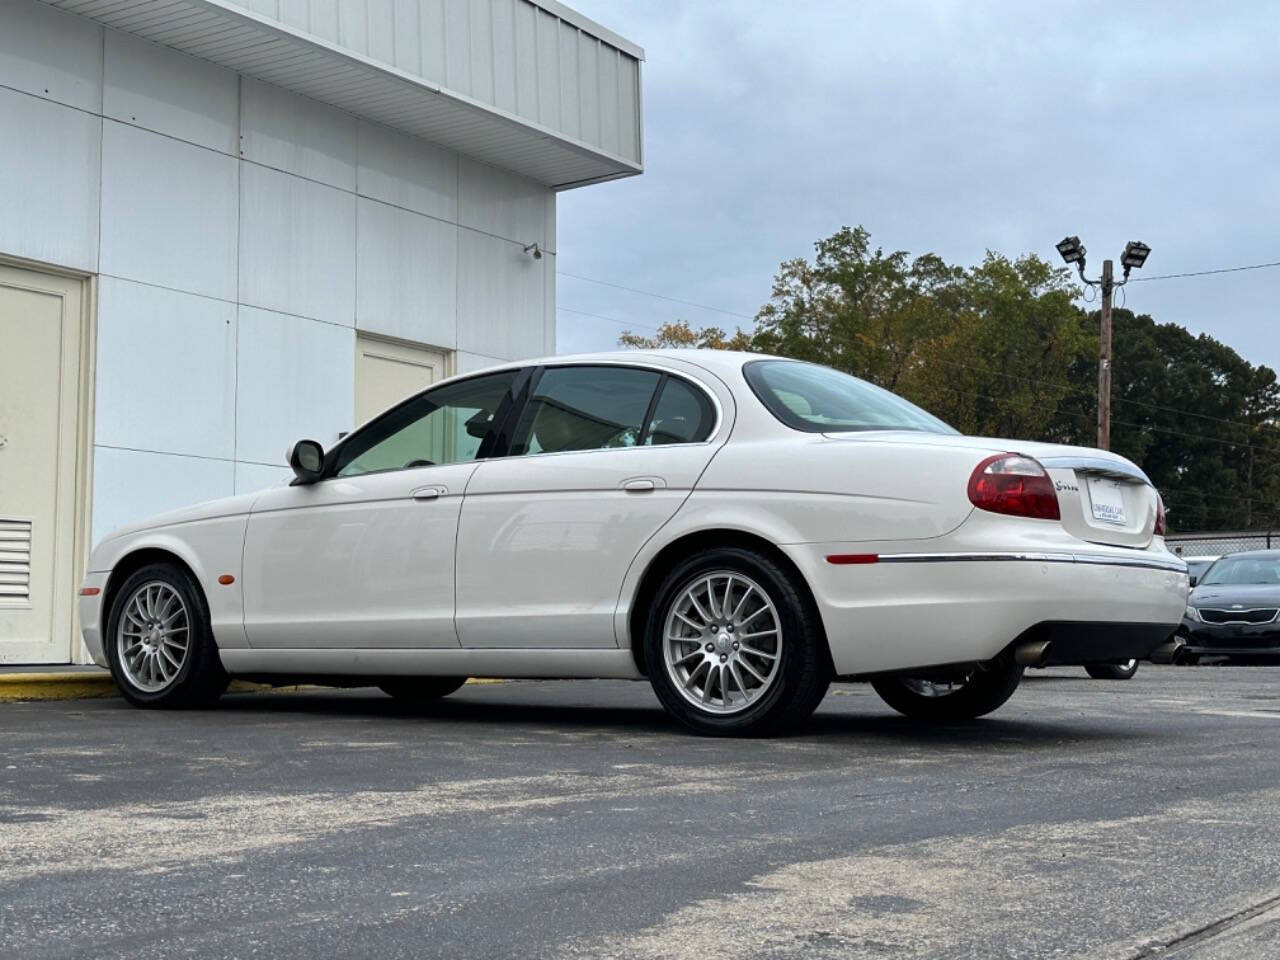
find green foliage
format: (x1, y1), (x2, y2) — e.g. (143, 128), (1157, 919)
(618, 226), (1280, 532)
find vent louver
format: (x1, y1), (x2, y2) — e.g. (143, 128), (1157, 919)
(0, 519), (32, 606)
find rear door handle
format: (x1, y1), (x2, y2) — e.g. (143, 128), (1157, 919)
(411, 486), (444, 501)
(622, 478), (657, 493)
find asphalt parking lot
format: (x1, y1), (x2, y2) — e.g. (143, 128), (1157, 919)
(4, 666), (1280, 959)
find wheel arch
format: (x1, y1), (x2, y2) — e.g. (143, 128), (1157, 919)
(624, 528), (831, 676)
(101, 547), (205, 641)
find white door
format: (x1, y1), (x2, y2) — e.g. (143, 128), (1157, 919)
(456, 365), (722, 649)
(0, 265), (86, 664)
(241, 369), (521, 649)
(354, 334), (447, 428)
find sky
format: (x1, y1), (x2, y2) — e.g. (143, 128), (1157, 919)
(556, 1), (1280, 373)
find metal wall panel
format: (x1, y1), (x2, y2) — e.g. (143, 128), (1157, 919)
(0, 0), (102, 113)
(356, 119), (458, 221)
(103, 30), (239, 155)
(355, 197), (459, 348)
(91, 448), (235, 547)
(456, 227), (545, 359)
(99, 120), (239, 300)
(234, 305), (356, 463)
(238, 162), (357, 326)
(0, 86), (101, 272)
(95, 278), (238, 461)
(240, 77), (358, 190)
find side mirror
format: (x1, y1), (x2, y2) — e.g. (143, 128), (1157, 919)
(287, 439), (325, 485)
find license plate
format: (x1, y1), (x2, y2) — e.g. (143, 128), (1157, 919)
(1086, 476), (1128, 526)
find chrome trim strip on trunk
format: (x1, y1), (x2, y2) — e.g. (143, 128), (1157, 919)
(877, 551), (1187, 573)
(1036, 455), (1152, 486)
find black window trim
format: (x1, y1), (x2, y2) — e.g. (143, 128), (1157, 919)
(498, 361), (721, 459)
(321, 365), (534, 480)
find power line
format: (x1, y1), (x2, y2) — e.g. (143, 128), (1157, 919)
(556, 305), (661, 333)
(557, 271), (756, 321)
(1129, 260), (1280, 283)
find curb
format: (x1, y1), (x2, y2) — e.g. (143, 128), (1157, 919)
(0, 672), (118, 702)
(0, 673), (507, 703)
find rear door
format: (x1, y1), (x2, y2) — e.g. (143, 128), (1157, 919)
(455, 364), (722, 649)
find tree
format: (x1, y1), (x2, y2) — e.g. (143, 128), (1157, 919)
(618, 319), (753, 351)
(615, 225), (1280, 532)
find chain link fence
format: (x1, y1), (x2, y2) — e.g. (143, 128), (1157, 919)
(1165, 530), (1276, 558)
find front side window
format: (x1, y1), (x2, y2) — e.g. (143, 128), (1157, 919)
(511, 366), (661, 455)
(744, 360), (957, 435)
(335, 370), (518, 477)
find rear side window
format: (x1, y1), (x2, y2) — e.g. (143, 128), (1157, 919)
(643, 377), (715, 445)
(512, 366), (661, 455)
(744, 359), (957, 435)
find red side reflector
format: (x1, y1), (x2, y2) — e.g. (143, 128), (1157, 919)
(79, 587), (101, 597)
(826, 554), (879, 565)
(217, 575), (235, 585)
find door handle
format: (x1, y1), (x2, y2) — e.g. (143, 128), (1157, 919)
(622, 478), (656, 493)
(411, 486), (444, 501)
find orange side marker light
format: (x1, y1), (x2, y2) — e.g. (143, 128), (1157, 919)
(217, 574), (235, 585)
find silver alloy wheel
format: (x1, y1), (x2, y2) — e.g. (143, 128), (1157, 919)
(116, 581), (190, 693)
(1121, 659), (1137, 670)
(663, 570), (782, 715)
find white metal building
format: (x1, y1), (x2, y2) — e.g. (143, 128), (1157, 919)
(0, 0), (643, 663)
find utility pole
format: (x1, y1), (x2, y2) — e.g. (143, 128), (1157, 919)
(1054, 237), (1151, 452)
(1098, 259), (1113, 450)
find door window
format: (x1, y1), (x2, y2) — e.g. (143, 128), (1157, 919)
(642, 377), (715, 445)
(335, 370), (518, 477)
(511, 366), (661, 455)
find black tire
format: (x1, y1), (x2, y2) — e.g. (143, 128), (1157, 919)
(378, 677), (468, 702)
(643, 546), (831, 737)
(871, 656), (1023, 723)
(1085, 660), (1139, 680)
(104, 562), (228, 709)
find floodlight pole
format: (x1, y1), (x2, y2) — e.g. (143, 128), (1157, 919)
(1098, 258), (1113, 450)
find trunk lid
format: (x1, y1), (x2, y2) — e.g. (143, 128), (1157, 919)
(822, 431), (1158, 548)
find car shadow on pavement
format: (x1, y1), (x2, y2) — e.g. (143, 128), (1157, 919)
(209, 686), (1149, 748)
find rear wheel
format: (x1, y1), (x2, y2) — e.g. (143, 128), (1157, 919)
(378, 677), (468, 702)
(644, 547), (830, 736)
(1085, 660), (1139, 680)
(871, 656), (1023, 722)
(105, 562), (228, 709)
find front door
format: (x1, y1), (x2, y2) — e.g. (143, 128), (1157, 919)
(241, 369), (519, 649)
(456, 365), (722, 649)
(0, 265), (86, 664)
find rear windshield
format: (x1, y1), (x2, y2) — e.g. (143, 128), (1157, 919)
(744, 360), (958, 435)
(1201, 554), (1280, 586)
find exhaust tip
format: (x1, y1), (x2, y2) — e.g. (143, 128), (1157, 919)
(1014, 640), (1053, 667)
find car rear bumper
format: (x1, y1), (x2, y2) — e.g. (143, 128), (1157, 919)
(784, 544), (1188, 675)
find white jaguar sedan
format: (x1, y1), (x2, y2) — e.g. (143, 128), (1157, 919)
(79, 351), (1187, 735)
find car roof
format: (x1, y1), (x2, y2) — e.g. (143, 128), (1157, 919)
(511, 349), (774, 376)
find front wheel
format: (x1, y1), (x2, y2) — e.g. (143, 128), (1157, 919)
(105, 563), (228, 709)
(1085, 660), (1139, 680)
(644, 547), (830, 737)
(871, 657), (1023, 723)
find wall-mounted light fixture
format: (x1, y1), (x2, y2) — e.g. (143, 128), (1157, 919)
(523, 242), (543, 260)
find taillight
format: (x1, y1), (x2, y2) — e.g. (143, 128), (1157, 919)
(967, 453), (1061, 521)
(1154, 493), (1166, 536)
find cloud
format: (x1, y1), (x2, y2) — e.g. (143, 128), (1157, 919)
(558, 1), (1280, 372)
